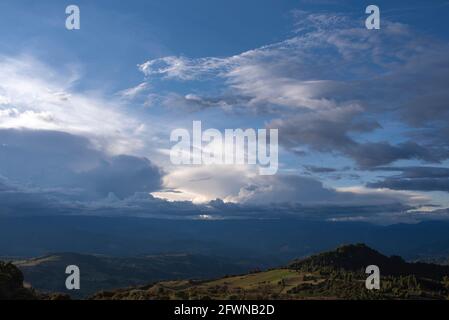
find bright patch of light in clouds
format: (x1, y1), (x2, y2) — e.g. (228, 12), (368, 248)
(0, 55), (143, 155)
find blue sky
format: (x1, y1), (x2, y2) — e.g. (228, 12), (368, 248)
(0, 0), (449, 223)
(1, 0), (448, 90)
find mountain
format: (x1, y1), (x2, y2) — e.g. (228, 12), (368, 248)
(3, 216), (449, 265)
(89, 244), (449, 300)
(13, 253), (257, 298)
(289, 243), (449, 280)
(0, 261), (37, 300)
(0, 261), (70, 300)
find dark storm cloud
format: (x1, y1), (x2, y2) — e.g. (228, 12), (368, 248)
(270, 110), (448, 168)
(0, 129), (433, 223)
(76, 155), (162, 199)
(0, 179), (64, 216)
(0, 129), (163, 200)
(233, 174), (416, 207)
(304, 165), (338, 173)
(0, 157), (424, 223)
(263, 34), (449, 168)
(0, 176), (417, 223)
(344, 142), (449, 168)
(370, 178), (449, 193)
(368, 167), (449, 192)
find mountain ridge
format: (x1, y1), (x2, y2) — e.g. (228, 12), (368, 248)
(289, 243), (449, 280)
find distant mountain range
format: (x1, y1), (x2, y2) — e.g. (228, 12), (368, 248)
(3, 216), (449, 265)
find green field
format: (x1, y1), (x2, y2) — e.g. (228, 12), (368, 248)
(91, 268), (331, 300)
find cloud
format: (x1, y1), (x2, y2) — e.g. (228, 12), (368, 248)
(137, 12), (449, 168)
(117, 82), (149, 100)
(76, 155), (163, 199)
(1, 12), (447, 223)
(0, 170), (430, 224)
(0, 129), (163, 200)
(0, 136), (436, 223)
(268, 105), (448, 167)
(159, 165), (254, 203)
(229, 174), (426, 207)
(155, 161), (426, 209)
(139, 56), (229, 80)
(368, 167), (449, 193)
(304, 165), (338, 173)
(0, 178), (63, 216)
(0, 55), (144, 155)
(344, 141), (448, 168)
(231, 175), (335, 204)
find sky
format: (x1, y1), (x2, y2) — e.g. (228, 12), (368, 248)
(0, 0), (449, 224)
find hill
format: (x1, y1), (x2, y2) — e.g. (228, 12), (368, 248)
(90, 244), (449, 300)
(289, 243), (449, 280)
(13, 253), (256, 298)
(0, 261), (37, 300)
(0, 261), (69, 300)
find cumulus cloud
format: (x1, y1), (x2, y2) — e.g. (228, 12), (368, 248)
(0, 133), (436, 223)
(154, 162), (427, 209)
(158, 165), (254, 203)
(0, 170), (431, 223)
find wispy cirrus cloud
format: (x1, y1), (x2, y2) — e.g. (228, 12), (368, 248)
(117, 82), (150, 100)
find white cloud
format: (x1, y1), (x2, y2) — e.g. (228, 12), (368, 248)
(117, 82), (149, 100)
(137, 11), (449, 172)
(1, 12), (446, 220)
(159, 164), (255, 203)
(139, 56), (229, 80)
(137, 15), (421, 114)
(0, 55), (144, 155)
(155, 163), (426, 209)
